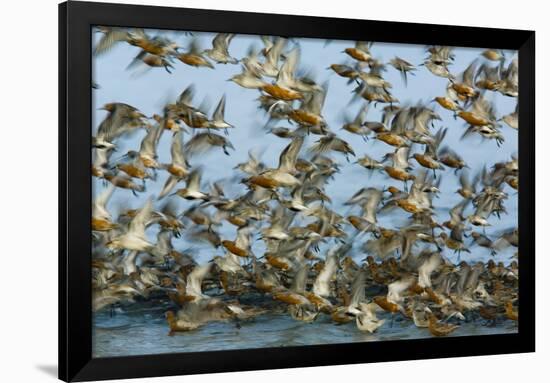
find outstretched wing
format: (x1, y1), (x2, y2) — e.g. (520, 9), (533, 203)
(158, 175), (180, 200)
(139, 123), (162, 158)
(312, 252), (338, 297)
(290, 264), (308, 294)
(94, 27), (128, 56)
(265, 37), (287, 69)
(303, 82), (328, 116)
(186, 263), (212, 298)
(278, 135), (304, 173)
(212, 33), (233, 55)
(170, 131), (187, 167)
(128, 198), (153, 236)
(277, 47), (300, 86)
(349, 271), (366, 307)
(212, 94), (226, 121)
(177, 84), (196, 106)
(186, 168), (202, 192)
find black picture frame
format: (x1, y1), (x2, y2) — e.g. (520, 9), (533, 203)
(59, 1), (535, 381)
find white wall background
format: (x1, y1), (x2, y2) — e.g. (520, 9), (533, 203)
(0, 0), (545, 382)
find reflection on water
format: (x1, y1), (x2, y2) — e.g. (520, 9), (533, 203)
(92, 299), (517, 358)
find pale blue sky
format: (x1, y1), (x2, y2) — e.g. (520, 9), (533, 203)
(92, 28), (518, 263)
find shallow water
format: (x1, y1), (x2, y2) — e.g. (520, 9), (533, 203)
(92, 299), (517, 358)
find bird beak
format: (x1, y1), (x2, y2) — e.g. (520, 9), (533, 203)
(112, 153), (128, 163)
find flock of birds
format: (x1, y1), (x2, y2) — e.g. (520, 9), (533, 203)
(92, 28), (519, 339)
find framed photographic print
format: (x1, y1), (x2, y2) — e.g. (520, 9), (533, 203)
(59, 1), (535, 381)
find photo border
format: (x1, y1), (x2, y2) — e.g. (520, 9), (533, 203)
(59, 1), (535, 381)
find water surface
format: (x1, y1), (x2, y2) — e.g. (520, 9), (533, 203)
(93, 299), (517, 358)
